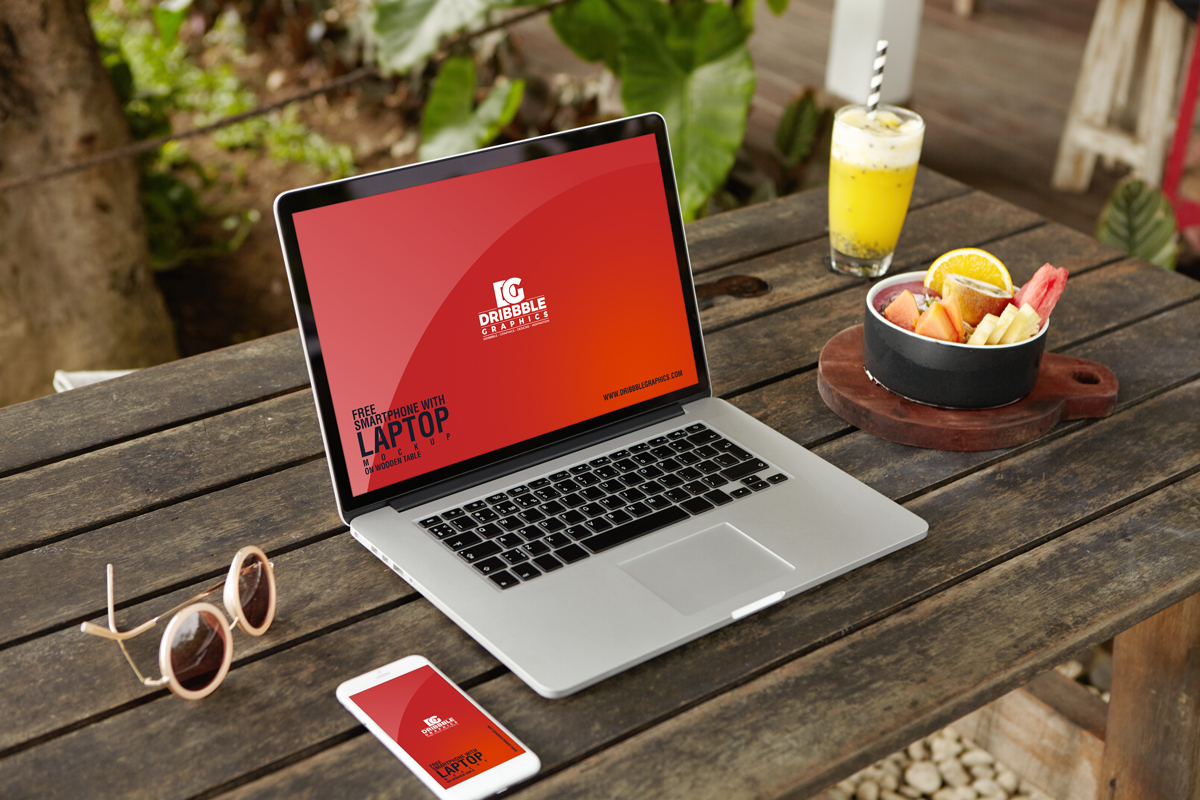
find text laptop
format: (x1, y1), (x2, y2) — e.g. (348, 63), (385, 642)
(274, 113), (927, 698)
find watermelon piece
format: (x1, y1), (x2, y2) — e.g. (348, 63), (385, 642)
(883, 289), (921, 331)
(1014, 263), (1068, 326)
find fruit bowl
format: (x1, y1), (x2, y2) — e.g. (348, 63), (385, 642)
(863, 271), (1047, 409)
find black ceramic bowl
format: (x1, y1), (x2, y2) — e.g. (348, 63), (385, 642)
(863, 271), (1047, 409)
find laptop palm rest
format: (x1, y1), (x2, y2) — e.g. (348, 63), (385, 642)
(618, 523), (795, 616)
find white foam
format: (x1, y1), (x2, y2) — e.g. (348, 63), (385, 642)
(832, 106), (924, 170)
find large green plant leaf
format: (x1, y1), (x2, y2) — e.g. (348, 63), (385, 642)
(153, 0), (192, 50)
(419, 56), (525, 161)
(775, 90), (818, 167)
(620, 1), (754, 220)
(550, 0), (668, 74)
(373, 0), (495, 74)
(1096, 178), (1179, 270)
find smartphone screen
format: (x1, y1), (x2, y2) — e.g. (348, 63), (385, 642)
(348, 664), (527, 790)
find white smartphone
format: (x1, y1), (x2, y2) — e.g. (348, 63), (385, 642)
(336, 656), (541, 800)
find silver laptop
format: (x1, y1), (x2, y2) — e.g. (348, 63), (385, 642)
(274, 114), (927, 698)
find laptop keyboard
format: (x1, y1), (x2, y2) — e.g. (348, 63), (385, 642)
(415, 423), (789, 590)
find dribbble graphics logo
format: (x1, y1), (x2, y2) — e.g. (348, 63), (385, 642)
(421, 714), (459, 737)
(478, 276), (549, 341)
(493, 277), (525, 307)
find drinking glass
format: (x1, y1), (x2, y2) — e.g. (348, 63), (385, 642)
(827, 104), (925, 278)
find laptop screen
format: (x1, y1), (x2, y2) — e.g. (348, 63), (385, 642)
(283, 121), (706, 510)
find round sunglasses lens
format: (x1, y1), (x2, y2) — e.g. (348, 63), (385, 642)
(170, 611), (228, 692)
(238, 555), (272, 629)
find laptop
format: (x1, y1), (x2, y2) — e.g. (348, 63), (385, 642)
(274, 114), (927, 698)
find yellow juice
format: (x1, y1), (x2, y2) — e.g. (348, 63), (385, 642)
(827, 105), (924, 276)
(828, 159), (918, 259)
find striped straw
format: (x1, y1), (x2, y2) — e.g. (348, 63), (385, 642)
(867, 39), (888, 118)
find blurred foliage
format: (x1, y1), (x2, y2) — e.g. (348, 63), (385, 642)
(1097, 178), (1179, 270)
(418, 56), (525, 161)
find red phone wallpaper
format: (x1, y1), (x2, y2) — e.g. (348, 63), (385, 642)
(293, 134), (698, 496)
(351, 665), (525, 789)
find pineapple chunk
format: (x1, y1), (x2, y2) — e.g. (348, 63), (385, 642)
(998, 303), (1041, 344)
(968, 314), (1000, 346)
(985, 304), (1020, 345)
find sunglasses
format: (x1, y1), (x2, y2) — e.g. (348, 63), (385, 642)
(80, 546), (276, 700)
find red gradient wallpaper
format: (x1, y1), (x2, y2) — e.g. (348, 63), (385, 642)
(293, 134), (698, 497)
(350, 665), (525, 789)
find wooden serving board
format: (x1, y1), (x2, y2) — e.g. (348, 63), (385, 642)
(817, 325), (1119, 451)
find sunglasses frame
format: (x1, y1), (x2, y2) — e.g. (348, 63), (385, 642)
(79, 545), (276, 700)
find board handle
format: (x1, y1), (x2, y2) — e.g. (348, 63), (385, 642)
(1040, 355), (1119, 419)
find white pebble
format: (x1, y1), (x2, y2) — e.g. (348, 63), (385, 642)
(932, 738), (965, 761)
(973, 778), (1005, 799)
(1055, 660), (1084, 680)
(938, 758), (972, 788)
(908, 740), (928, 762)
(969, 765), (995, 780)
(856, 780), (880, 800)
(881, 791), (908, 800)
(996, 769), (1019, 793)
(827, 788), (851, 800)
(942, 726), (962, 741)
(899, 787), (924, 799)
(881, 773), (899, 792)
(905, 761), (943, 794)
(837, 779), (857, 794)
(961, 749), (995, 767)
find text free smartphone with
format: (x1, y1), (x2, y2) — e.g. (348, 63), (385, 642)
(336, 656), (540, 799)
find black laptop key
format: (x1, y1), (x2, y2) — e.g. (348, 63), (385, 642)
(565, 524), (592, 541)
(640, 480), (665, 495)
(631, 452), (657, 466)
(501, 548), (529, 565)
(418, 516), (442, 528)
(704, 489), (733, 506)
(523, 540), (550, 556)
(677, 466), (702, 481)
(667, 429), (688, 439)
(696, 460), (722, 475)
(605, 509), (633, 525)
(614, 458), (638, 473)
(485, 493), (508, 505)
(582, 506), (690, 553)
(599, 496), (626, 510)
(493, 501), (519, 516)
(532, 554), (563, 572)
(459, 541), (501, 561)
(428, 523), (456, 539)
(507, 485), (530, 496)
(687, 429), (719, 445)
(636, 465), (664, 479)
(685, 423), (707, 433)
(658, 457), (683, 473)
(669, 440), (695, 452)
(569, 464), (591, 474)
(714, 453), (739, 468)
(560, 509), (586, 525)
(518, 508), (545, 523)
(580, 502), (606, 517)
(731, 486), (752, 498)
(495, 532), (524, 549)
(659, 474), (685, 489)
(534, 487), (561, 501)
(664, 488), (690, 503)
(580, 486), (605, 501)
(556, 544), (589, 563)
(575, 471), (600, 486)
(442, 508), (466, 519)
(498, 516), (523, 531)
(539, 500), (566, 515)
(588, 456), (611, 467)
(472, 508), (499, 522)
(549, 470), (570, 482)
(511, 562), (541, 580)
(594, 465), (619, 479)
(750, 480), (770, 492)
(649, 436), (669, 446)
(619, 473), (645, 487)
(513, 493), (539, 508)
(544, 532), (572, 549)
(518, 525), (545, 541)
(598, 480), (624, 494)
(488, 571), (520, 590)
(680, 496), (715, 514)
(676, 452), (701, 466)
(683, 481), (708, 496)
(539, 518), (566, 533)
(472, 557), (506, 575)
(553, 479), (580, 493)
(702, 475), (729, 488)
(629, 442), (650, 453)
(529, 478), (551, 489)
(585, 517), (613, 533)
(618, 488), (646, 502)
(693, 444), (718, 459)
(560, 492), (586, 508)
(626, 502), (652, 517)
(611, 449), (631, 459)
(475, 523), (503, 539)
(650, 446), (675, 459)
(450, 517), (477, 532)
(768, 473), (789, 484)
(645, 494), (673, 510)
(721, 459), (769, 482)
(725, 444), (752, 460)
(465, 500), (488, 512)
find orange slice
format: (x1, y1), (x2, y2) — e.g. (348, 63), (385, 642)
(924, 248), (1013, 296)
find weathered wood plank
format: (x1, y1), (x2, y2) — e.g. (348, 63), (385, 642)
(504, 471), (1200, 800)
(1100, 590), (1200, 800)
(0, 599), (500, 800)
(0, 460), (340, 647)
(0, 533), (409, 754)
(0, 331), (307, 478)
(685, 167), (971, 274)
(206, 376), (1200, 799)
(696, 191), (1042, 333)
(954, 671), (1106, 800)
(0, 390), (324, 555)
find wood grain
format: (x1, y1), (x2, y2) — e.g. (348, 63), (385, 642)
(0, 331), (307, 478)
(1101, 590), (1200, 800)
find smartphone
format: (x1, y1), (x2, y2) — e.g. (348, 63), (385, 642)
(336, 656), (540, 799)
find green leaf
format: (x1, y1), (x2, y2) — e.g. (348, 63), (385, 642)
(620, 3), (755, 221)
(152, 0), (192, 51)
(419, 57), (525, 161)
(550, 0), (669, 74)
(775, 90), (818, 167)
(766, 0), (790, 15)
(1096, 178), (1179, 270)
(373, 0), (494, 74)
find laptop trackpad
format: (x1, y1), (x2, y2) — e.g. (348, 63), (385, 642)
(619, 523), (795, 616)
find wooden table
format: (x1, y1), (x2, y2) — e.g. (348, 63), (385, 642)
(4, 168), (1200, 800)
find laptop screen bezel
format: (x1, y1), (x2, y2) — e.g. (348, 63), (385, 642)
(274, 114), (712, 520)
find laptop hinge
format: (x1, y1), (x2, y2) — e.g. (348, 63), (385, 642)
(386, 403), (686, 514)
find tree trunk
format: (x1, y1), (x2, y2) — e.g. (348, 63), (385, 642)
(0, 0), (178, 407)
